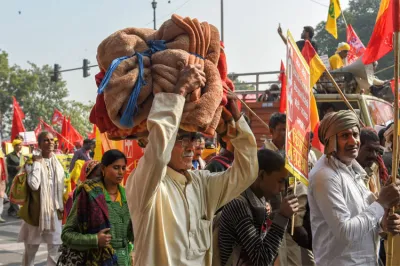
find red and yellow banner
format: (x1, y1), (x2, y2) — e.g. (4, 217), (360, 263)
(285, 31), (311, 185)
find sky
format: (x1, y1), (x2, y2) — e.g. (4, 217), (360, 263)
(0, 0), (350, 104)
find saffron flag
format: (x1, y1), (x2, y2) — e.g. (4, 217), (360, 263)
(51, 109), (64, 127)
(301, 41), (325, 153)
(363, 0), (394, 64)
(346, 25), (366, 65)
(11, 97), (26, 140)
(279, 61), (287, 113)
(326, 0), (342, 39)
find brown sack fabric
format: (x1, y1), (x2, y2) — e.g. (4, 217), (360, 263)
(93, 14), (223, 138)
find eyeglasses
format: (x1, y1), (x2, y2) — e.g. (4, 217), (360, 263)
(176, 137), (202, 147)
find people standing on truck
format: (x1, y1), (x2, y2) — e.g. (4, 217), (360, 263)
(258, 84), (281, 102)
(215, 149), (298, 266)
(329, 42), (350, 70)
(262, 112), (286, 155)
(308, 110), (400, 266)
(278, 25), (318, 53)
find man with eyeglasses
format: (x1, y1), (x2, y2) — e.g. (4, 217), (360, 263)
(126, 64), (258, 266)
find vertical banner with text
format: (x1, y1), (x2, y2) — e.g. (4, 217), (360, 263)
(285, 31), (311, 185)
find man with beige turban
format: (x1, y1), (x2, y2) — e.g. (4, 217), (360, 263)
(308, 110), (400, 266)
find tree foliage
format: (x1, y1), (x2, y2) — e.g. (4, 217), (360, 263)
(313, 0), (394, 79)
(0, 50), (92, 140)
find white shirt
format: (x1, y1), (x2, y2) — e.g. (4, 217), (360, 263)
(308, 155), (384, 266)
(125, 93), (258, 266)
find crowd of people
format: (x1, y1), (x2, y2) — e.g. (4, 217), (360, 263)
(0, 33), (399, 266)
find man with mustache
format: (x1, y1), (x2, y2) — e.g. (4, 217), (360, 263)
(356, 128), (387, 194)
(126, 64), (258, 266)
(308, 110), (400, 266)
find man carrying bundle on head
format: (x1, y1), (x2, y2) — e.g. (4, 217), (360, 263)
(125, 64), (258, 266)
(308, 110), (400, 266)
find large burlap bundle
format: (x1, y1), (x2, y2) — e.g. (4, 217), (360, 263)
(89, 14), (223, 139)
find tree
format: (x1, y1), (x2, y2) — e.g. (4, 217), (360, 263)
(228, 73), (257, 91)
(313, 0), (394, 80)
(0, 50), (92, 139)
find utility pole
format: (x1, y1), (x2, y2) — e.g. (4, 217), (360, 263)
(221, 0), (224, 42)
(152, 0), (157, 30)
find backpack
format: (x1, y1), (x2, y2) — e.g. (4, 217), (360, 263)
(9, 171), (27, 205)
(212, 195), (253, 266)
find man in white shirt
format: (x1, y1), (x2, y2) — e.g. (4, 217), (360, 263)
(308, 110), (400, 266)
(126, 64), (258, 266)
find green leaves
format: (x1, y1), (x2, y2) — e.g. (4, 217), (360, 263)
(0, 50), (92, 139)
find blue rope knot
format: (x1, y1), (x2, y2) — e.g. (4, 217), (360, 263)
(97, 39), (204, 128)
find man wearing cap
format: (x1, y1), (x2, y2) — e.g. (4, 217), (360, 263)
(329, 42), (350, 70)
(6, 139), (23, 217)
(308, 110), (400, 266)
(278, 25), (318, 53)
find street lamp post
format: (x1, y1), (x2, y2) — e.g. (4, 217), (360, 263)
(221, 0), (224, 42)
(152, 0), (157, 30)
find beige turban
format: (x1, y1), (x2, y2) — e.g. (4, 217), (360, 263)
(318, 110), (360, 155)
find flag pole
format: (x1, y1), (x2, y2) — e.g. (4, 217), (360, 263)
(387, 7), (400, 264)
(322, 71), (366, 127)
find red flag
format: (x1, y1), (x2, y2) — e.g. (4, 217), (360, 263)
(279, 61), (287, 113)
(60, 116), (73, 152)
(11, 97), (26, 140)
(346, 25), (366, 65)
(88, 124), (96, 139)
(68, 118), (83, 145)
(34, 120), (42, 138)
(51, 109), (64, 127)
(363, 0), (394, 64)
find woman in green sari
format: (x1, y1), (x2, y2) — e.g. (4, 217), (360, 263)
(58, 149), (133, 266)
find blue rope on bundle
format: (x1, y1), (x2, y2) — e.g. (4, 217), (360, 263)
(98, 39), (204, 128)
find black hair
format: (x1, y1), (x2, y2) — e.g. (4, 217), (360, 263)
(304, 26), (315, 39)
(378, 128), (386, 143)
(360, 128), (379, 146)
(194, 133), (205, 141)
(320, 102), (335, 114)
(258, 149), (285, 174)
(101, 149), (127, 166)
(83, 139), (94, 145)
(218, 135), (227, 150)
(37, 131), (51, 145)
(269, 112), (286, 129)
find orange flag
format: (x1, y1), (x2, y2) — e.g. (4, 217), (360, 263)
(301, 41), (325, 153)
(11, 97), (26, 140)
(363, 0), (394, 64)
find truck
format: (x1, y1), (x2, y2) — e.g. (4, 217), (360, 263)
(229, 71), (394, 148)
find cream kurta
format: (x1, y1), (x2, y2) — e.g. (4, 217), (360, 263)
(125, 93), (258, 266)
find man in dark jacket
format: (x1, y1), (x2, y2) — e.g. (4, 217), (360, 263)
(6, 139), (23, 216)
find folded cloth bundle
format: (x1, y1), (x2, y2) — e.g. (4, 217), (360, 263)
(90, 14), (224, 139)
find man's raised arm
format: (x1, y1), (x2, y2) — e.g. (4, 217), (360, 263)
(126, 64), (206, 212)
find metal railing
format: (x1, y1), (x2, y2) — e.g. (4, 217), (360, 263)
(228, 71), (281, 95)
